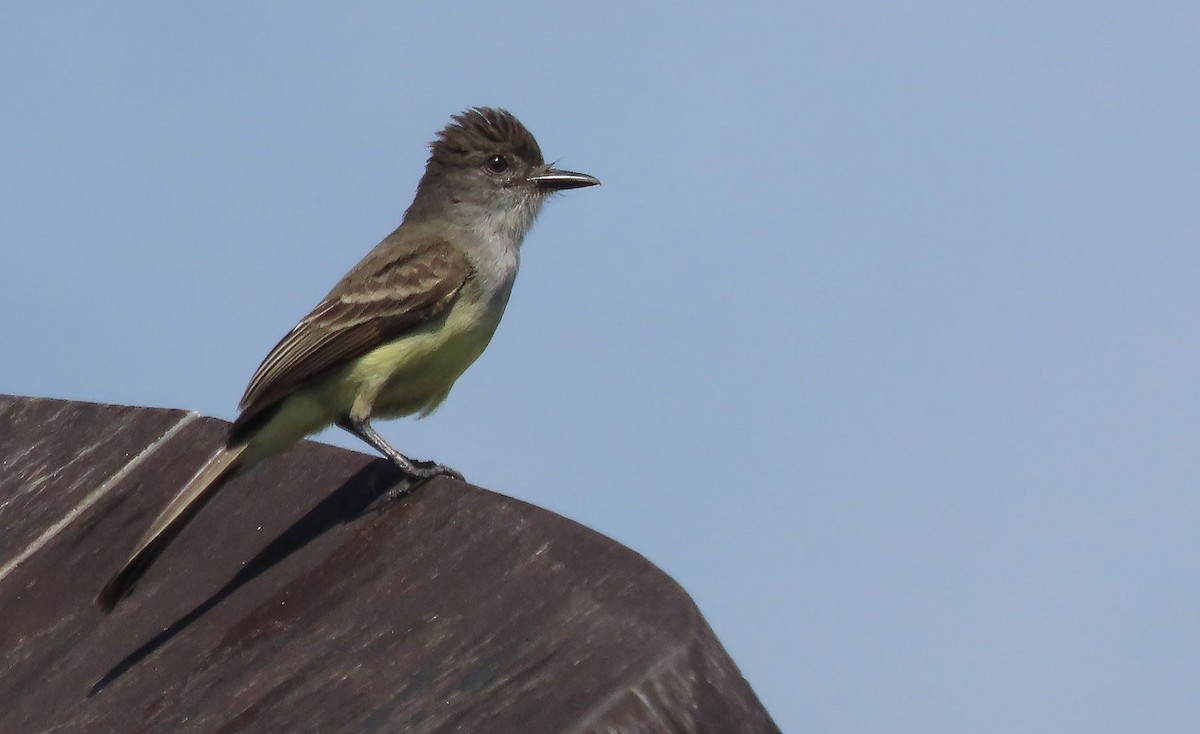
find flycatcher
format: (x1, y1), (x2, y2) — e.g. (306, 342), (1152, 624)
(97, 107), (599, 611)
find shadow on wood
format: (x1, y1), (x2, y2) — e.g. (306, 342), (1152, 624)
(0, 395), (780, 733)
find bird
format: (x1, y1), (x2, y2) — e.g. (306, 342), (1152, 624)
(96, 107), (599, 611)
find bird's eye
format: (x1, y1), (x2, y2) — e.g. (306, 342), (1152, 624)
(485, 154), (509, 174)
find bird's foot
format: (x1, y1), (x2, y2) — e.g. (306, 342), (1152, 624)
(401, 458), (463, 481)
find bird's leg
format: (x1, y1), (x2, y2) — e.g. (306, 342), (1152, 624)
(336, 416), (462, 480)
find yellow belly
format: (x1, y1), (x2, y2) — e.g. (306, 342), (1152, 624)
(352, 304), (497, 417)
(244, 289), (502, 461)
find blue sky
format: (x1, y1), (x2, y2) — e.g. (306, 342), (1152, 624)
(3, 3), (1199, 731)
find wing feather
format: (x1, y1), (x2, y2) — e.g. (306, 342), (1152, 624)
(237, 237), (471, 417)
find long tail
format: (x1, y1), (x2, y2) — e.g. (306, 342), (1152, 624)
(96, 443), (249, 612)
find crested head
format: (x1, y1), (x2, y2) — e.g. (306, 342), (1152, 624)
(403, 107), (599, 251)
(429, 108), (545, 169)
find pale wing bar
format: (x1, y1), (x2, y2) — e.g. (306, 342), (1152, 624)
(237, 239), (472, 417)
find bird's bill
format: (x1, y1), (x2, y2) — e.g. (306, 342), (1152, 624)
(528, 167), (600, 191)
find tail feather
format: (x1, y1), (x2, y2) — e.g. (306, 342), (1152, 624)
(96, 443), (248, 612)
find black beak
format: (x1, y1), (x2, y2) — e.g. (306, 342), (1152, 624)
(529, 167), (601, 191)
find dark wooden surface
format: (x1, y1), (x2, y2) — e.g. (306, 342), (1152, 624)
(0, 395), (780, 733)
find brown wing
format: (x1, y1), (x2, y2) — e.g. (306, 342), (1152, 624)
(237, 237), (472, 417)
